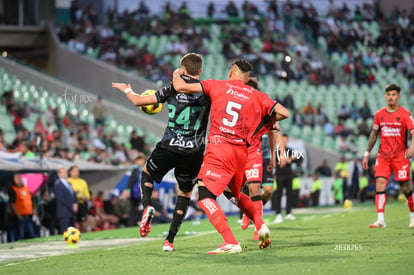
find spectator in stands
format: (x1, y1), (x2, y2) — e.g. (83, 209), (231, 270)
(303, 101), (316, 126)
(357, 120), (370, 137)
(283, 93), (295, 110)
(54, 166), (78, 234)
(349, 101), (360, 121)
(92, 96), (107, 129)
(207, 2), (215, 17)
(135, 1), (150, 20)
(323, 119), (335, 137)
(68, 165), (90, 233)
(8, 173), (37, 242)
(224, 1), (239, 18)
(315, 159), (332, 177)
(19, 141), (35, 158)
(130, 130), (145, 153)
(337, 104), (350, 122)
(292, 108), (304, 126)
(359, 100), (372, 120)
(337, 135), (349, 154)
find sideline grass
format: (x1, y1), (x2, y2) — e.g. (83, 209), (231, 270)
(1, 201), (413, 274)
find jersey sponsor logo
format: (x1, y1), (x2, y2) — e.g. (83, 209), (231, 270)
(253, 163), (262, 168)
(219, 126), (235, 135)
(381, 126), (401, 136)
(402, 164), (409, 170)
(206, 170), (222, 179)
(226, 88), (249, 100)
(169, 133), (195, 148)
(175, 93), (192, 103)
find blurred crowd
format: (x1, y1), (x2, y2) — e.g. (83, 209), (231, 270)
(57, 0), (334, 86)
(0, 90), (151, 166)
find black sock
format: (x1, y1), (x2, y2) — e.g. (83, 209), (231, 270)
(167, 196), (190, 243)
(141, 179), (153, 209)
(405, 190), (413, 198)
(262, 198), (269, 206)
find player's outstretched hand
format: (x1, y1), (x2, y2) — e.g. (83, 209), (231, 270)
(362, 156), (369, 170)
(404, 145), (414, 159)
(112, 82), (131, 93)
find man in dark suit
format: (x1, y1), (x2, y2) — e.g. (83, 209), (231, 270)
(54, 166), (78, 234)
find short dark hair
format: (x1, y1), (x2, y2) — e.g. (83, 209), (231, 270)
(68, 165), (78, 175)
(246, 78), (258, 89)
(181, 53), (203, 75)
(282, 133), (289, 138)
(385, 83), (401, 93)
(232, 59), (252, 73)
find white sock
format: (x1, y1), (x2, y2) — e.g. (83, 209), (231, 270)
(377, 213), (384, 222)
(410, 212), (414, 219)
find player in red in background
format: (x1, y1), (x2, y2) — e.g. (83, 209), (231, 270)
(362, 83), (414, 228)
(173, 59), (290, 254)
(240, 76), (286, 240)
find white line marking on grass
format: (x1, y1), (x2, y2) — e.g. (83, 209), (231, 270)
(4, 257), (45, 266)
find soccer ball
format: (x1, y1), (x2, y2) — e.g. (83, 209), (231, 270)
(344, 199), (353, 209)
(139, 89), (163, 115)
(63, 226), (81, 245)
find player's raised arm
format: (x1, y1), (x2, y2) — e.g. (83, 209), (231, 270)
(270, 103), (290, 128)
(362, 129), (379, 170)
(172, 68), (203, 94)
(112, 82), (157, 106)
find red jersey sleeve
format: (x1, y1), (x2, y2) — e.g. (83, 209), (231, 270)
(405, 110), (414, 132)
(373, 111), (380, 131)
(257, 91), (278, 117)
(200, 79), (213, 97)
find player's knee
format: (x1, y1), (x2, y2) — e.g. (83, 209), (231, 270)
(198, 186), (216, 201)
(176, 210), (184, 216)
(248, 182), (261, 196)
(141, 172), (154, 188)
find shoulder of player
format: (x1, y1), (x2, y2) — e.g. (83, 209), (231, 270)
(374, 107), (387, 115)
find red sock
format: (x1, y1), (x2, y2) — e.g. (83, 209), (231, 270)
(406, 191), (414, 212)
(238, 193), (264, 231)
(198, 198), (238, 244)
(253, 200), (263, 222)
(376, 193), (386, 213)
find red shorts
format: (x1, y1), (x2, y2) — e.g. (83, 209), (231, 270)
(245, 148), (263, 183)
(374, 157), (410, 181)
(198, 142), (247, 198)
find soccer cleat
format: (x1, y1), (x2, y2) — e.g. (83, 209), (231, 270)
(207, 243), (242, 254)
(274, 214), (283, 224)
(241, 214), (250, 230)
(140, 206), (155, 237)
(369, 221), (386, 228)
(253, 230), (259, 241)
(409, 220), (414, 228)
(258, 224), (271, 249)
(285, 214), (296, 220)
(162, 240), (175, 252)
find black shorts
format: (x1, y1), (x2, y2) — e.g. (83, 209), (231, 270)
(262, 158), (274, 186)
(146, 145), (204, 193)
(76, 203), (87, 222)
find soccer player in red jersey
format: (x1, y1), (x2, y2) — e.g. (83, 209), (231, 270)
(173, 59), (290, 254)
(362, 83), (414, 228)
(240, 76), (286, 240)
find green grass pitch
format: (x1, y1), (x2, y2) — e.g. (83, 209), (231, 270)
(0, 201), (412, 274)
